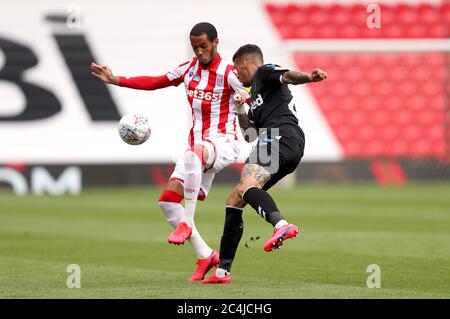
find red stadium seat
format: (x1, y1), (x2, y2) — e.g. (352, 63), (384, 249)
(294, 25), (316, 39)
(330, 6), (350, 25)
(346, 67), (363, 82)
(406, 23), (428, 38)
(266, 3), (448, 39)
(265, 4), (448, 159)
(418, 4), (440, 24)
(429, 22), (447, 38)
(398, 7), (418, 25)
(316, 24), (338, 38)
(293, 52), (447, 159)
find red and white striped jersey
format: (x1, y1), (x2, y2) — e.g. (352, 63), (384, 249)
(167, 55), (248, 146)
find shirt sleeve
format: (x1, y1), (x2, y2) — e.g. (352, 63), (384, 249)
(166, 60), (192, 86)
(259, 64), (289, 85)
(118, 60), (192, 90)
(118, 75), (174, 90)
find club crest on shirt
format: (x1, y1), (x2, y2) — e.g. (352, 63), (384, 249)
(192, 75), (200, 82)
(216, 75), (224, 87)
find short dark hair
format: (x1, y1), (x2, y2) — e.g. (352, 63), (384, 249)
(190, 22), (218, 42)
(232, 44), (263, 62)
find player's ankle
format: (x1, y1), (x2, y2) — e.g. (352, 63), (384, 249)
(180, 220), (194, 228)
(215, 268), (229, 278)
(197, 248), (213, 260)
(275, 220), (288, 229)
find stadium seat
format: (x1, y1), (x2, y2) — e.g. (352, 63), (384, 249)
(265, 3), (448, 39)
(266, 3), (448, 159)
(293, 52), (447, 158)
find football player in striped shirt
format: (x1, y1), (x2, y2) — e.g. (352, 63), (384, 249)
(91, 22), (248, 281)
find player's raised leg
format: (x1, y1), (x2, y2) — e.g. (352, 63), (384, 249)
(239, 164), (299, 252)
(167, 145), (207, 245)
(204, 163), (300, 284)
(159, 179), (219, 281)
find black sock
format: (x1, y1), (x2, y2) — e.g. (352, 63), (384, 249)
(218, 206), (244, 272)
(242, 187), (284, 227)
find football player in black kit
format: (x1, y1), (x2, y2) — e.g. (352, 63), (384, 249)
(203, 44), (327, 284)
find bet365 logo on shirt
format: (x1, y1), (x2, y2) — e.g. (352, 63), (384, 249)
(187, 89), (222, 102)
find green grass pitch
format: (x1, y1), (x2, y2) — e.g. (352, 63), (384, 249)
(1, 183), (450, 298)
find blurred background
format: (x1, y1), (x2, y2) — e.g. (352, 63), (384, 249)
(0, 0), (449, 191)
(0, 0), (449, 298)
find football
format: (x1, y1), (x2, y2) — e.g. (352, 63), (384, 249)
(118, 113), (151, 145)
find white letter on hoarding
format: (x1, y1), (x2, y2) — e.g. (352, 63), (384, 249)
(31, 166), (81, 196)
(0, 168), (28, 196)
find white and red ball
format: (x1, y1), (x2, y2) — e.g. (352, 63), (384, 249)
(118, 113), (151, 145)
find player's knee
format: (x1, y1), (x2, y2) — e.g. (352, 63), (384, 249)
(226, 195), (245, 208)
(185, 145), (207, 167)
(165, 179), (184, 195)
(226, 189), (246, 208)
(237, 183), (260, 199)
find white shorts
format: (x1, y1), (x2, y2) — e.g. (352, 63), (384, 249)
(169, 135), (240, 199)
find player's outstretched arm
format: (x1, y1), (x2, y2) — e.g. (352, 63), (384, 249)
(282, 68), (327, 85)
(90, 62), (120, 85)
(90, 62), (176, 90)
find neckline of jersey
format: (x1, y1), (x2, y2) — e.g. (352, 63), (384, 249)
(199, 53), (221, 71)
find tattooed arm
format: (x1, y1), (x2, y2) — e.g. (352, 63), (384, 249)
(233, 93), (257, 142)
(282, 68), (327, 85)
(237, 112), (257, 143)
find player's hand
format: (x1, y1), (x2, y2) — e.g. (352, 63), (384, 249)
(233, 92), (246, 107)
(310, 68), (327, 82)
(90, 62), (119, 85)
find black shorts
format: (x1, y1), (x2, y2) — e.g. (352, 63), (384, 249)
(245, 125), (305, 190)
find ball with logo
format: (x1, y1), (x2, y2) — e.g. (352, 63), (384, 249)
(118, 113), (151, 145)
